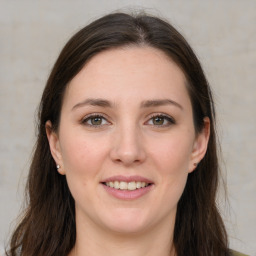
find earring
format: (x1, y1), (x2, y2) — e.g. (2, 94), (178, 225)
(56, 164), (60, 170)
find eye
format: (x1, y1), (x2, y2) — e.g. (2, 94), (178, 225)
(146, 114), (175, 127)
(81, 114), (110, 127)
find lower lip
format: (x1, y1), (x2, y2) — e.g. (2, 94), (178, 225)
(102, 184), (153, 200)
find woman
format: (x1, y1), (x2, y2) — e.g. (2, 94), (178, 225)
(6, 12), (247, 256)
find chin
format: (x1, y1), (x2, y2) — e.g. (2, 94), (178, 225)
(101, 209), (150, 234)
(106, 222), (148, 235)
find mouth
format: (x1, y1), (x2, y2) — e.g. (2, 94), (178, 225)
(102, 181), (152, 191)
(101, 175), (154, 200)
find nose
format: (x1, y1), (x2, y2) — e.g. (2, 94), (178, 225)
(109, 124), (146, 166)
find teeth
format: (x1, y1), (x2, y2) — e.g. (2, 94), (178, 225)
(128, 181), (136, 190)
(105, 181), (149, 190)
(120, 181), (128, 190)
(114, 181), (119, 189)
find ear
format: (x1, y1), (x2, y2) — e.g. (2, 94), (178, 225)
(45, 120), (65, 175)
(188, 117), (210, 173)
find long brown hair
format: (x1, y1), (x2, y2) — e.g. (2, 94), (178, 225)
(7, 12), (230, 256)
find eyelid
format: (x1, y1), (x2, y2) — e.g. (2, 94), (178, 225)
(80, 112), (175, 127)
(145, 113), (176, 126)
(81, 113), (111, 126)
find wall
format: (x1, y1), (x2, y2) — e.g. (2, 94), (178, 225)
(0, 0), (255, 255)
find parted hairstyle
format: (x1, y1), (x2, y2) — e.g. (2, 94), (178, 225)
(7, 12), (231, 256)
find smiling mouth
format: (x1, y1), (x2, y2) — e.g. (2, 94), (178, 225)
(102, 181), (152, 191)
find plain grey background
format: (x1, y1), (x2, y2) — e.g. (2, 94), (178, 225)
(0, 1), (255, 255)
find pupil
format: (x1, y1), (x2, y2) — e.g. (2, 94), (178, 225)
(153, 116), (164, 125)
(92, 117), (102, 125)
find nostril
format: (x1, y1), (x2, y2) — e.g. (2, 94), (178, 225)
(109, 134), (146, 165)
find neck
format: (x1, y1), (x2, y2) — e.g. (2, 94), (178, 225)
(69, 214), (176, 256)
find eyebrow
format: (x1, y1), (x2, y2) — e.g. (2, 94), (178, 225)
(140, 99), (183, 110)
(72, 98), (113, 110)
(72, 98), (183, 110)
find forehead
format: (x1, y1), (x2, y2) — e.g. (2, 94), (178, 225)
(63, 46), (190, 107)
(77, 46), (184, 81)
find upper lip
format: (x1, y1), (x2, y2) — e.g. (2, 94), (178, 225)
(101, 175), (154, 184)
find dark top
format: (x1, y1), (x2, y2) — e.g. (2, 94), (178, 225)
(231, 250), (249, 256)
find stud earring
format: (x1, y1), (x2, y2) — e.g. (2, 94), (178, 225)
(56, 164), (60, 170)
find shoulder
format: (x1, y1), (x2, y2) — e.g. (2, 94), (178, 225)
(230, 249), (249, 256)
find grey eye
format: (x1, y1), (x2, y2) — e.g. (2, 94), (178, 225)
(152, 116), (165, 125)
(147, 114), (175, 126)
(90, 116), (103, 125)
(82, 115), (109, 126)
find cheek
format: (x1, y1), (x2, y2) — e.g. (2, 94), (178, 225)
(60, 131), (107, 172)
(59, 129), (113, 189)
(59, 133), (108, 201)
(150, 132), (193, 175)
(149, 132), (193, 201)
(61, 137), (89, 172)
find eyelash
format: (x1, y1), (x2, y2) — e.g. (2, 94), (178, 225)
(81, 113), (175, 128)
(146, 113), (176, 127)
(81, 113), (110, 127)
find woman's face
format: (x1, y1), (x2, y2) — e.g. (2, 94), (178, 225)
(47, 46), (209, 235)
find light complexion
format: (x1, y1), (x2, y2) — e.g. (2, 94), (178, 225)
(46, 46), (210, 256)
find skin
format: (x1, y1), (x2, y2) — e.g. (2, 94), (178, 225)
(46, 46), (210, 256)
